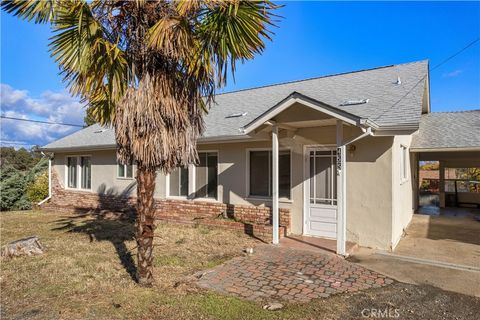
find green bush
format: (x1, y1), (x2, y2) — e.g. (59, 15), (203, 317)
(26, 172), (49, 204)
(0, 173), (26, 211)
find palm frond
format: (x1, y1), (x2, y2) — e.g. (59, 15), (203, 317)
(1, 0), (56, 23)
(197, 0), (279, 85)
(48, 0), (129, 124)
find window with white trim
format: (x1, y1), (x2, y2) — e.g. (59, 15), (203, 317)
(80, 156), (91, 189)
(169, 167), (189, 197)
(67, 156), (77, 188)
(195, 152), (218, 199)
(400, 145), (408, 183)
(66, 156), (91, 189)
(248, 150), (291, 199)
(117, 163), (133, 179)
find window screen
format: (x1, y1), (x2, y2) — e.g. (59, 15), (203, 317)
(309, 150), (337, 205)
(80, 156), (91, 189)
(67, 157), (77, 188)
(169, 167), (189, 197)
(118, 163), (133, 178)
(249, 150), (291, 198)
(195, 152), (218, 199)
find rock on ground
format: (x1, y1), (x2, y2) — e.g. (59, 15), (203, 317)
(1, 236), (44, 258)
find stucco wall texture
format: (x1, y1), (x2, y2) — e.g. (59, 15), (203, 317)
(52, 125), (412, 250)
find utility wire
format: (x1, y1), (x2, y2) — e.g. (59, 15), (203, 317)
(0, 115), (84, 127)
(1, 113), (241, 133)
(373, 37), (480, 121)
(0, 140), (32, 145)
(430, 38), (479, 71)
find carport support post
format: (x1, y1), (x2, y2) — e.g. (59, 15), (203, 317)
(336, 120), (346, 256)
(439, 160), (445, 208)
(272, 124), (279, 245)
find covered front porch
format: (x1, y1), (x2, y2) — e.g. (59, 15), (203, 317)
(241, 92), (377, 255)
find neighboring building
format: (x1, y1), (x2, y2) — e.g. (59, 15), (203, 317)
(40, 60), (480, 253)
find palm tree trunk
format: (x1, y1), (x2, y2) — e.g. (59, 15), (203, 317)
(135, 165), (157, 286)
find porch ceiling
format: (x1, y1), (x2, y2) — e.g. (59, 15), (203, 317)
(243, 92), (369, 134)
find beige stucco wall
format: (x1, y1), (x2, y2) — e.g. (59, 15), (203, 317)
(391, 135), (414, 249)
(346, 135), (394, 249)
(52, 150), (167, 199)
(51, 123), (410, 250)
(197, 124), (339, 235)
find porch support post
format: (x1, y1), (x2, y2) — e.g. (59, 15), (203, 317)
(439, 160), (445, 208)
(272, 124), (279, 245)
(336, 120), (346, 256)
(188, 163), (196, 199)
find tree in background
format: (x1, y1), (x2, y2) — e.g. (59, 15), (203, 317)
(3, 0), (279, 286)
(419, 161), (439, 171)
(0, 147), (48, 211)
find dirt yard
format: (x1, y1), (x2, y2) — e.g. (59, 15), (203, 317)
(1, 211), (479, 320)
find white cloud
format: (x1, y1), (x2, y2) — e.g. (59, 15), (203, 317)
(1, 84), (86, 148)
(442, 69), (463, 78)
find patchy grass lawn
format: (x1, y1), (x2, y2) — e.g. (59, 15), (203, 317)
(1, 211), (479, 320)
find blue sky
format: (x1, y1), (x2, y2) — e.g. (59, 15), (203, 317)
(1, 1), (479, 147)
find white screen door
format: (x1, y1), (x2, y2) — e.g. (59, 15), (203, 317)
(305, 148), (337, 238)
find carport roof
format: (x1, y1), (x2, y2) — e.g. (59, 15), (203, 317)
(411, 110), (480, 152)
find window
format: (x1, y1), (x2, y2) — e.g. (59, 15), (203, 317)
(80, 156), (91, 189)
(195, 152), (218, 199)
(67, 157), (77, 188)
(309, 150), (336, 205)
(66, 156), (91, 189)
(169, 167), (189, 197)
(400, 145), (408, 183)
(118, 163), (133, 179)
(248, 150), (291, 198)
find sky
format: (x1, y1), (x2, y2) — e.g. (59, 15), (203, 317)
(1, 1), (479, 148)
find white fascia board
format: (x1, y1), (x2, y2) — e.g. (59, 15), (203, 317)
(410, 147), (480, 153)
(39, 144), (117, 152)
(242, 94), (363, 135)
(197, 134), (270, 144)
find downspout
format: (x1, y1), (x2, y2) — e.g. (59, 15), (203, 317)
(38, 152), (52, 206)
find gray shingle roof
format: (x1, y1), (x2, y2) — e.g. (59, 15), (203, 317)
(42, 123), (116, 151)
(42, 60), (429, 151)
(205, 60), (428, 137)
(411, 110), (480, 151)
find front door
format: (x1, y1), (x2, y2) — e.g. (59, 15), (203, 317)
(304, 148), (338, 238)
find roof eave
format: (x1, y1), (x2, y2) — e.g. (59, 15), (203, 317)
(39, 144), (117, 152)
(410, 147), (480, 153)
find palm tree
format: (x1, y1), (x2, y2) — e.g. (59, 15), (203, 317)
(2, 0), (278, 286)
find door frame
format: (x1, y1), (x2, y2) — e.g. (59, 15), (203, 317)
(302, 144), (338, 237)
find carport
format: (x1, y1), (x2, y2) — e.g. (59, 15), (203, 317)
(410, 111), (480, 214)
(392, 111), (480, 272)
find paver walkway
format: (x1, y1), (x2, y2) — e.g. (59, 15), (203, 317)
(197, 245), (393, 303)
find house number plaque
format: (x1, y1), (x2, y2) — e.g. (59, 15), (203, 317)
(336, 147), (342, 174)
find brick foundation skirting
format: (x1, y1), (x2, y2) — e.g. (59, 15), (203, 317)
(43, 170), (290, 242)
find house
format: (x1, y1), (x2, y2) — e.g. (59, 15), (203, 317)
(40, 60), (480, 254)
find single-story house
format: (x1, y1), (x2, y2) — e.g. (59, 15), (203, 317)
(40, 60), (480, 254)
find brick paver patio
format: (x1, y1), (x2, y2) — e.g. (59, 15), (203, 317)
(196, 245), (393, 303)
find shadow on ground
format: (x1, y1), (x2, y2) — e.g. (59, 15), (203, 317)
(52, 183), (138, 280)
(425, 212), (480, 245)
